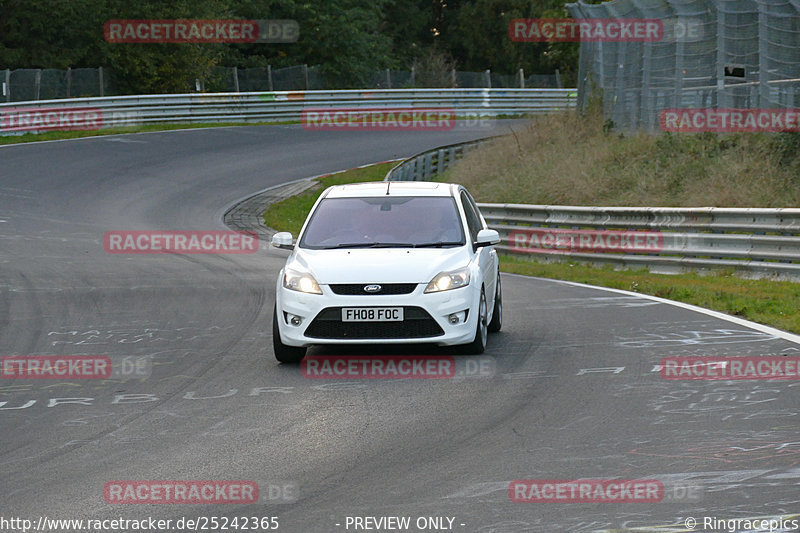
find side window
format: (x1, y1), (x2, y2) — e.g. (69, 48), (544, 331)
(460, 191), (483, 243)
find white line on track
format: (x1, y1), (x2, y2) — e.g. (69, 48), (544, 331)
(504, 272), (800, 346)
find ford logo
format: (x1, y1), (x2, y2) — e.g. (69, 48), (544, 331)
(363, 284), (382, 293)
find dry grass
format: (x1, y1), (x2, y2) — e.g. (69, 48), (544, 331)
(443, 110), (800, 207)
(264, 160), (800, 335)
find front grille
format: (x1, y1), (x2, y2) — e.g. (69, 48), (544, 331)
(304, 306), (444, 339)
(329, 283), (418, 295)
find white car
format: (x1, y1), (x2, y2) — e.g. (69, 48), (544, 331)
(270, 181), (502, 363)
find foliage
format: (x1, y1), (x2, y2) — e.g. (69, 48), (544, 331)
(0, 0), (579, 91)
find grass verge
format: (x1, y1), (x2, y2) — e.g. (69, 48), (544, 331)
(440, 108), (800, 207)
(502, 255), (800, 335)
(0, 121), (297, 145)
(262, 161), (397, 236)
(0, 115), (517, 146)
(264, 161), (800, 337)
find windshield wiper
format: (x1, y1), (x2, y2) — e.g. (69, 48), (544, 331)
(325, 242), (416, 249)
(414, 241), (464, 248)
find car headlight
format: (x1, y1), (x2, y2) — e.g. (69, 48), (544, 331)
(283, 269), (322, 294)
(424, 267), (470, 293)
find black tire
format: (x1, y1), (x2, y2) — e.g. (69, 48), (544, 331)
(464, 287), (488, 354)
(488, 272), (502, 333)
(272, 304), (306, 363)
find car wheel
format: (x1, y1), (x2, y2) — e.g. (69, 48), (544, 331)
(488, 272), (502, 333)
(272, 304), (306, 363)
(465, 287), (488, 354)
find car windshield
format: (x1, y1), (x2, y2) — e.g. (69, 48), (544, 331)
(299, 196), (466, 249)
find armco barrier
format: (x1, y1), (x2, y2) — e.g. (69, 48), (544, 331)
(385, 140), (800, 280)
(384, 138), (492, 182)
(0, 88), (576, 135)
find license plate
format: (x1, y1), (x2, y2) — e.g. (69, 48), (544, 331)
(341, 307), (404, 322)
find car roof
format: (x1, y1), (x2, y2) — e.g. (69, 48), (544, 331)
(323, 181), (459, 198)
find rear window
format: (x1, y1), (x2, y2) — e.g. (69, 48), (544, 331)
(299, 196), (466, 249)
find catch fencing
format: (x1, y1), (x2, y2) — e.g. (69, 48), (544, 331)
(1, 67), (114, 102)
(567, 0), (800, 132)
(1, 65), (562, 103)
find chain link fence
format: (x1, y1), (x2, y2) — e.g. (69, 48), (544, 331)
(567, 0), (800, 132)
(2, 67), (116, 102)
(363, 68), (562, 90)
(1, 64), (561, 103)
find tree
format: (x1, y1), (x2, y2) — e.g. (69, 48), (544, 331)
(223, 0), (394, 88)
(101, 0), (230, 94)
(0, 0), (579, 92)
(435, 0), (579, 84)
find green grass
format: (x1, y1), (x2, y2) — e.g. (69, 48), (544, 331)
(0, 121), (297, 145)
(262, 161), (397, 236)
(502, 255), (800, 335)
(264, 161), (800, 337)
(0, 115), (518, 146)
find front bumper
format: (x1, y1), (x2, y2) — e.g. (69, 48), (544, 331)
(275, 279), (480, 347)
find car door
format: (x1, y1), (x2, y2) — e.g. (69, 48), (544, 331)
(460, 190), (498, 305)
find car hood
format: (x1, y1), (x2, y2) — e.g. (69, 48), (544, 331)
(287, 247), (471, 284)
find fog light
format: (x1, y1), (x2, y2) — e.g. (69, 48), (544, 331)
(285, 313), (303, 326)
(448, 311), (467, 325)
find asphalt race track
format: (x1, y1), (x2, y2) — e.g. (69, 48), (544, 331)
(1, 124), (799, 533)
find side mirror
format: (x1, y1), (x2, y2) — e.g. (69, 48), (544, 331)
(271, 232), (294, 250)
(475, 229), (500, 247)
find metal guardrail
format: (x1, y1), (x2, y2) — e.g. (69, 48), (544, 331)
(384, 138), (493, 182)
(0, 88), (576, 135)
(385, 139), (800, 279)
(484, 205), (800, 279)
